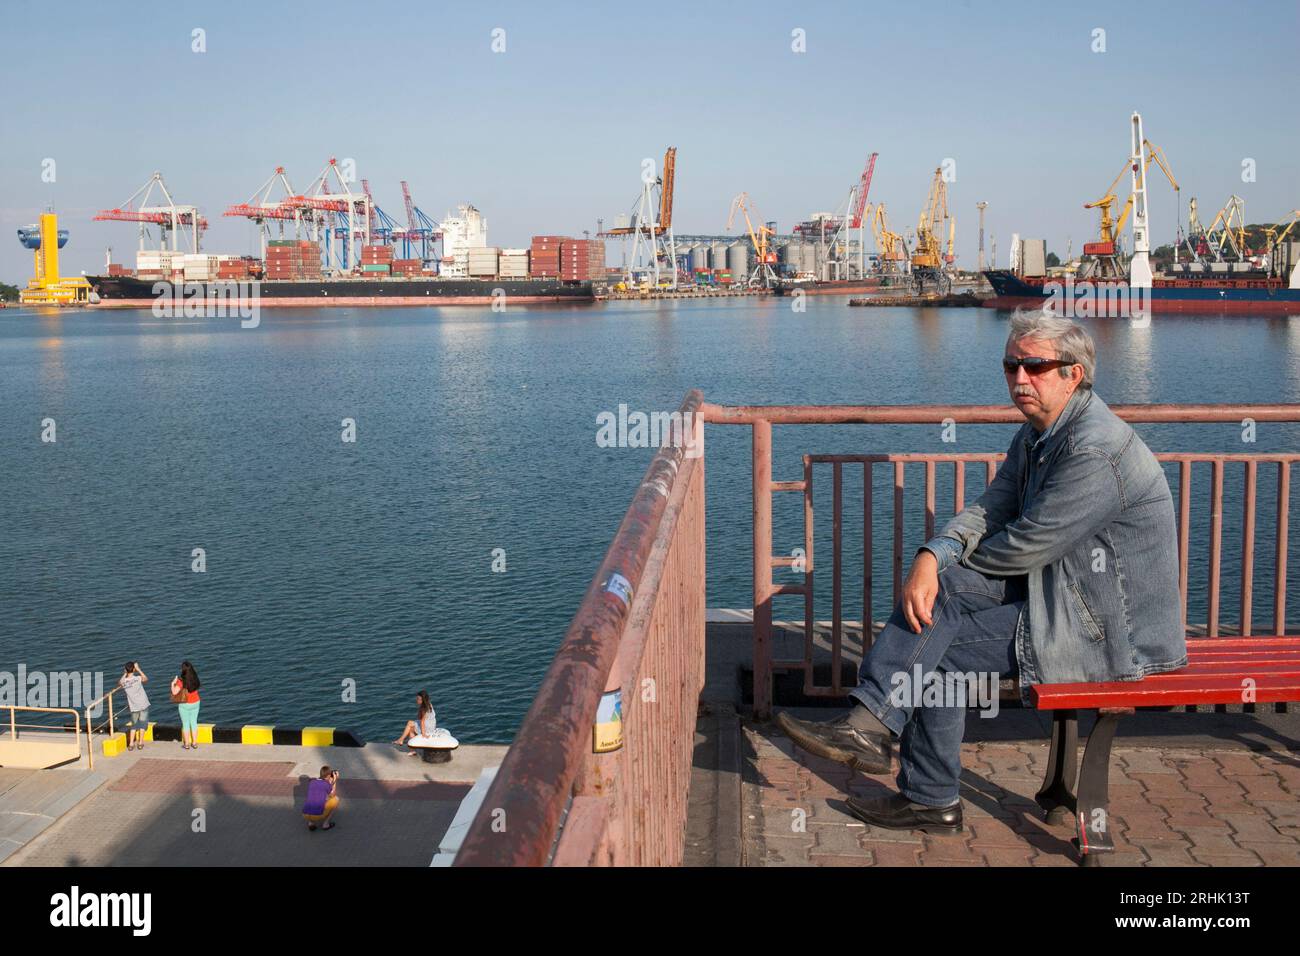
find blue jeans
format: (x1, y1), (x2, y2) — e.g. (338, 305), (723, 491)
(849, 562), (1025, 807)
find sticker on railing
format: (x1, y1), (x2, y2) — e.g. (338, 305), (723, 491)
(593, 688), (623, 753)
(602, 572), (633, 609)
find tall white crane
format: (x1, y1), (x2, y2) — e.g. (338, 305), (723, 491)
(1128, 111), (1153, 289)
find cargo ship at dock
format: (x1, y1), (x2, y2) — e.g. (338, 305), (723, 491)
(769, 275), (896, 297)
(84, 274), (595, 308)
(981, 111), (1300, 316)
(981, 268), (1300, 314)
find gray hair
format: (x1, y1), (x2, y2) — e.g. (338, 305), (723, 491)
(1006, 308), (1096, 389)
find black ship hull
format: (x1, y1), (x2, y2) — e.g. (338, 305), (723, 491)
(86, 275), (596, 307)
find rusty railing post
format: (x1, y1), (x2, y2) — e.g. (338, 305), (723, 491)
(753, 418), (773, 720)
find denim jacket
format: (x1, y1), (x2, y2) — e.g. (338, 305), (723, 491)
(922, 388), (1186, 704)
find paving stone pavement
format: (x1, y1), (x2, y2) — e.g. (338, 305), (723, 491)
(1, 749), (495, 867)
(743, 721), (1300, 867)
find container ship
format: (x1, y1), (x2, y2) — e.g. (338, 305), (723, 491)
(86, 274), (594, 307)
(86, 224), (600, 308)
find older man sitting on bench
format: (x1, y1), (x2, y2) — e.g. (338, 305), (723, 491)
(777, 309), (1186, 834)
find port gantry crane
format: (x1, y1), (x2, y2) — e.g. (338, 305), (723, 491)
(94, 172), (209, 253)
(1195, 195), (1250, 262)
(1265, 209), (1300, 265)
(1080, 134), (1180, 280)
(871, 203), (907, 276)
(601, 146), (677, 290)
(848, 153), (878, 270)
(395, 181), (441, 266)
(910, 167), (953, 295)
(286, 158), (372, 273)
(360, 180), (401, 248)
(1263, 210), (1300, 286)
(223, 166), (300, 261)
(812, 152), (880, 281)
(726, 192), (778, 288)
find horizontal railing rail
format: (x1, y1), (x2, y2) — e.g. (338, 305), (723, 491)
(2, 705), (83, 764)
(455, 390), (706, 866)
(698, 401), (1300, 719)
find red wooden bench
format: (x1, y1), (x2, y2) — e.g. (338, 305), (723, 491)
(1030, 636), (1300, 866)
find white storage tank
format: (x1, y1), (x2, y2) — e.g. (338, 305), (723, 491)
(710, 241), (728, 270)
(727, 242), (749, 278)
(801, 243), (818, 275)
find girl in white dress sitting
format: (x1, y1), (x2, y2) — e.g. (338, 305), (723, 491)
(394, 690), (438, 756)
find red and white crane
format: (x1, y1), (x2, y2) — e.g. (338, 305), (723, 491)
(287, 158), (370, 272)
(223, 166), (299, 260)
(94, 172), (208, 253)
(849, 152), (878, 276)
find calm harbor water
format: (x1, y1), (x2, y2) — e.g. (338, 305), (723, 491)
(2, 296), (1299, 743)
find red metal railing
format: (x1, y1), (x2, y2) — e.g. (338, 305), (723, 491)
(455, 391), (706, 866)
(455, 394), (1299, 865)
(700, 402), (1300, 720)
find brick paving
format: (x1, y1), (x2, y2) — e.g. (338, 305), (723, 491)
(109, 758), (472, 802)
(3, 754), (476, 867)
(743, 721), (1300, 867)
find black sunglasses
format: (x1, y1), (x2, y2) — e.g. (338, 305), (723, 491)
(1002, 356), (1074, 376)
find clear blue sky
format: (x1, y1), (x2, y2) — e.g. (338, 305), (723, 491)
(2, 0), (1296, 280)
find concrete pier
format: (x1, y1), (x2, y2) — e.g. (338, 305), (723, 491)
(1, 740), (507, 867)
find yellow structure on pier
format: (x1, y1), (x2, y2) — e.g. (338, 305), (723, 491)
(17, 212), (91, 305)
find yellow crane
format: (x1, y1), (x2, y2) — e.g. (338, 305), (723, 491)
(1266, 209), (1300, 284)
(871, 203), (906, 274)
(726, 192), (777, 287)
(911, 167), (952, 294)
(1081, 139), (1179, 278)
(1266, 210), (1300, 252)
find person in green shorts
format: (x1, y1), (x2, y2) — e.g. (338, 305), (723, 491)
(172, 660), (202, 750)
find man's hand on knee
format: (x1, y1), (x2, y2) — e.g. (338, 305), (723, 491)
(902, 550), (939, 633)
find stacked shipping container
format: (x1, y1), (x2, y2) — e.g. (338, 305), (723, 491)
(265, 240), (322, 280)
(560, 239), (605, 281)
(135, 248), (181, 280)
(467, 247), (501, 277)
(217, 257), (258, 280)
(360, 243), (394, 275)
(181, 254), (221, 281)
(499, 249), (529, 278)
(529, 236), (563, 278)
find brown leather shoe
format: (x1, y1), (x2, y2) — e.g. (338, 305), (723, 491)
(845, 792), (963, 834)
(775, 710), (892, 774)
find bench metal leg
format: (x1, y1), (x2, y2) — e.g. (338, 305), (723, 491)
(1074, 708), (1130, 867)
(1035, 709), (1078, 825)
